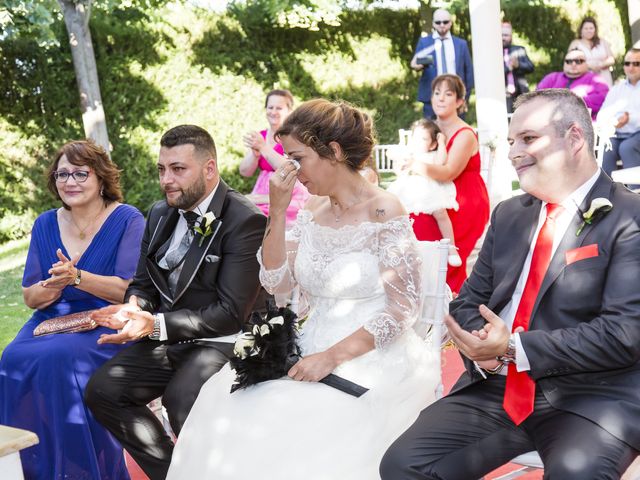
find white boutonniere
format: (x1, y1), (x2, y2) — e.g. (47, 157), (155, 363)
(576, 198), (612, 236)
(194, 211), (216, 246)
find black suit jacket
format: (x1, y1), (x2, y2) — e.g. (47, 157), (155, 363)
(505, 44), (534, 98)
(450, 172), (640, 449)
(126, 180), (267, 342)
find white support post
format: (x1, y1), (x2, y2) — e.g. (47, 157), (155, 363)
(469, 0), (513, 206)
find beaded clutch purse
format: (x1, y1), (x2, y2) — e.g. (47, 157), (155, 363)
(33, 310), (98, 337)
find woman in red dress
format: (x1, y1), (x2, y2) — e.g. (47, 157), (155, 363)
(410, 74), (490, 293)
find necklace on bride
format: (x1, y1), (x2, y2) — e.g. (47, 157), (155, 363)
(331, 182), (366, 224)
(67, 206), (105, 240)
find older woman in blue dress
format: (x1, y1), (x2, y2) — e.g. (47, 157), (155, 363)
(0, 140), (144, 480)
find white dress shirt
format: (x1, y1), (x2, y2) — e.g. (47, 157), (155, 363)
(501, 170), (601, 372)
(596, 79), (640, 137)
(434, 32), (456, 76)
(156, 183), (219, 341)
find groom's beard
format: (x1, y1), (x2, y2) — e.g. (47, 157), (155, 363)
(165, 175), (206, 210)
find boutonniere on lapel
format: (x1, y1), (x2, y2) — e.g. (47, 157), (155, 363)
(575, 198), (612, 236)
(194, 212), (216, 246)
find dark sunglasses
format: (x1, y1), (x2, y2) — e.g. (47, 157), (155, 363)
(564, 58), (585, 65)
(434, 20), (450, 25)
(624, 61), (640, 67)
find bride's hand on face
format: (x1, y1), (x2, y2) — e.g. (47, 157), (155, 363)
(288, 351), (338, 382)
(268, 160), (299, 216)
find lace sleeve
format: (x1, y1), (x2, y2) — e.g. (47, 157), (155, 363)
(257, 221), (302, 294)
(364, 218), (422, 349)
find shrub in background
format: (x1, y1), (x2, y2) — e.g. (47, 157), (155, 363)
(0, 1), (628, 243)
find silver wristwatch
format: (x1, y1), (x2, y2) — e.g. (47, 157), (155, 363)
(497, 334), (516, 364)
(148, 314), (161, 340)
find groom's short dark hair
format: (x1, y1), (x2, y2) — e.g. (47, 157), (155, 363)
(160, 125), (217, 161)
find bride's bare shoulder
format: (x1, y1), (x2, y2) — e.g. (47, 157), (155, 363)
(368, 188), (407, 224)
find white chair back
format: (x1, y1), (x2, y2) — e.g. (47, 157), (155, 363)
(373, 144), (395, 172)
(414, 239), (451, 399)
(398, 128), (412, 146)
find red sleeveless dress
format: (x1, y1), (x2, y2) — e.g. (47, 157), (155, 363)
(410, 127), (490, 293)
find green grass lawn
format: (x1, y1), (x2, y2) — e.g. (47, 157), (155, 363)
(0, 238), (31, 353)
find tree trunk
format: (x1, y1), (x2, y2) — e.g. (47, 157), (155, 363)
(629, 0), (640, 47)
(58, 0), (110, 155)
(418, 0), (432, 34)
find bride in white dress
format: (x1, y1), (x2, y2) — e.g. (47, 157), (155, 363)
(167, 99), (439, 480)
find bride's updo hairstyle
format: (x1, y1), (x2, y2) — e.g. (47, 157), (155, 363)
(276, 98), (377, 171)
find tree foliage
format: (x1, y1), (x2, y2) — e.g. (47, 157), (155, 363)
(0, 0), (628, 242)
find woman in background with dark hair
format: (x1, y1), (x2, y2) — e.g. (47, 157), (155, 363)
(569, 16), (615, 86)
(240, 89), (309, 225)
(0, 140), (144, 480)
(410, 74), (490, 293)
(168, 99), (439, 480)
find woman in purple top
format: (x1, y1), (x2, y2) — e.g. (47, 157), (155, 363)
(240, 89), (309, 225)
(0, 140), (144, 480)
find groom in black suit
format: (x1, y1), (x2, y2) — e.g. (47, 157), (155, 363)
(85, 125), (267, 479)
(381, 90), (640, 479)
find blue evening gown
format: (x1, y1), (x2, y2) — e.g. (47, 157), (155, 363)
(0, 204), (144, 480)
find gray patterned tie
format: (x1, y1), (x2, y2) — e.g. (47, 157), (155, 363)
(440, 38), (449, 74)
(164, 211), (199, 295)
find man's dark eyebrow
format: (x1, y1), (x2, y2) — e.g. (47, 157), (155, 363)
(157, 161), (187, 168)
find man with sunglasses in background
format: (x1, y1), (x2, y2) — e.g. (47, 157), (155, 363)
(411, 8), (474, 119)
(597, 48), (640, 189)
(537, 48), (609, 119)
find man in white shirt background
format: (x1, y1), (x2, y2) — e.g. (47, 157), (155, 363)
(597, 48), (640, 189)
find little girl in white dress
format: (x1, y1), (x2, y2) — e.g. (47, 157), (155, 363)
(387, 119), (462, 266)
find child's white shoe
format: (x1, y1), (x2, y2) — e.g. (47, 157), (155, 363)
(448, 247), (462, 267)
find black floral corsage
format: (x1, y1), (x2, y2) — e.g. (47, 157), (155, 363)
(230, 304), (368, 397)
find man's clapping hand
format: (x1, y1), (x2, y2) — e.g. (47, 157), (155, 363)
(445, 305), (511, 361)
(92, 295), (154, 344)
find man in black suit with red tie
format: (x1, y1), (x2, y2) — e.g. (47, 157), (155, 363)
(85, 125), (267, 479)
(381, 89), (640, 479)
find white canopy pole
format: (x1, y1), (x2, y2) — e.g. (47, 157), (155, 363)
(469, 0), (513, 206)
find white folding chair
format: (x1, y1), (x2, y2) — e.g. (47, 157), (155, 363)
(493, 451), (543, 479)
(373, 144), (395, 172)
(414, 239), (451, 400)
(398, 128), (412, 146)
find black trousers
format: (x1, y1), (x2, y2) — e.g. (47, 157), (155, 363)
(380, 375), (638, 480)
(85, 339), (232, 480)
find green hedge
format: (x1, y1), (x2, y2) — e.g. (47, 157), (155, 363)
(0, 1), (628, 242)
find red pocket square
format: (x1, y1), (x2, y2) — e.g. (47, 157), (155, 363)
(565, 244), (599, 265)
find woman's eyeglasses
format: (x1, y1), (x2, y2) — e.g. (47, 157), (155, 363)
(434, 20), (450, 25)
(624, 61), (640, 67)
(53, 171), (91, 183)
(564, 58), (586, 65)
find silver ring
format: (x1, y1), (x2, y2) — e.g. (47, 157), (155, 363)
(279, 171), (286, 180)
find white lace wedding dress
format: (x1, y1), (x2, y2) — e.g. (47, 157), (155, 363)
(167, 211), (439, 480)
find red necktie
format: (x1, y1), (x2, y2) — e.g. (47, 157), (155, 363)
(503, 203), (564, 425)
